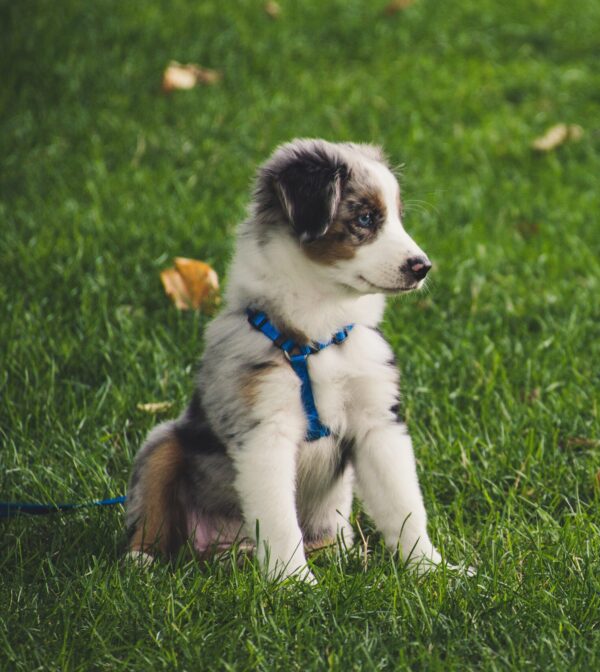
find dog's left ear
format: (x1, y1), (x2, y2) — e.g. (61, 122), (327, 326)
(273, 147), (349, 242)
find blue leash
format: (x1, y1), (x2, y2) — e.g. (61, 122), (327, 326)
(247, 309), (354, 441)
(0, 495), (126, 519)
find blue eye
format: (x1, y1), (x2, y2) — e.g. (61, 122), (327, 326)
(357, 212), (373, 227)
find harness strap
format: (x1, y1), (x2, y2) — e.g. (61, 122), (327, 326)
(247, 309), (353, 441)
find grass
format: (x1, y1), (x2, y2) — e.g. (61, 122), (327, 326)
(1, 0), (599, 669)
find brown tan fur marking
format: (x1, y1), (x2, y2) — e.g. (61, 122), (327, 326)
(240, 361), (279, 405)
(129, 439), (188, 558)
(303, 177), (388, 265)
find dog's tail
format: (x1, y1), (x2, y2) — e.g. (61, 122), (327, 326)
(126, 421), (188, 560)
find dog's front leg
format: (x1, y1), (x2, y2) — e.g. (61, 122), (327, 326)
(233, 427), (313, 583)
(353, 423), (442, 571)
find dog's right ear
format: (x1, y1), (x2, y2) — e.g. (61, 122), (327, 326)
(264, 144), (349, 242)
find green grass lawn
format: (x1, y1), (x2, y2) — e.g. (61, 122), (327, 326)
(1, 0), (599, 669)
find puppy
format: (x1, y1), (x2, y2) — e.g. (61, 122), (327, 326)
(126, 138), (446, 581)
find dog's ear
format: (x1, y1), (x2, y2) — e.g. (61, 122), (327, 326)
(272, 147), (349, 242)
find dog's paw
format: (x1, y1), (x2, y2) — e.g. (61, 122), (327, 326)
(263, 551), (317, 584)
(272, 562), (317, 585)
(407, 554), (441, 576)
(278, 568), (317, 587)
(402, 545), (442, 575)
(124, 550), (155, 568)
(457, 563), (477, 577)
(406, 553), (476, 577)
(294, 567), (318, 585)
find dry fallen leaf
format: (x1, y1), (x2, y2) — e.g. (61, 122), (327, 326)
(194, 67), (222, 85)
(516, 220), (540, 239)
(569, 125), (584, 141)
(566, 437), (600, 449)
(525, 387), (541, 403)
(137, 401), (174, 414)
(160, 257), (220, 311)
(162, 62), (222, 92)
(160, 267), (190, 309)
(264, 1), (281, 19)
(532, 124), (584, 152)
(384, 0), (416, 15)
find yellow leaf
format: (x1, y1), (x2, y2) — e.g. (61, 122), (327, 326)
(160, 267), (190, 309)
(264, 1), (281, 19)
(194, 66), (222, 85)
(137, 401), (174, 413)
(162, 62), (222, 92)
(566, 437), (600, 449)
(160, 257), (220, 312)
(384, 0), (416, 15)
(532, 124), (584, 151)
(568, 124), (584, 141)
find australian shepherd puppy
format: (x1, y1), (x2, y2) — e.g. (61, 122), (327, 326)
(126, 138), (449, 582)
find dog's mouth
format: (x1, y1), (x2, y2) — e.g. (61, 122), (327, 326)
(358, 275), (418, 294)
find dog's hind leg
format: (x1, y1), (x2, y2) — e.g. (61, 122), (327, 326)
(126, 422), (189, 560)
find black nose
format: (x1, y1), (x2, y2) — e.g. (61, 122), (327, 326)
(406, 256), (432, 281)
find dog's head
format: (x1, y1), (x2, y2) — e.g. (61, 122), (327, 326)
(254, 139), (430, 295)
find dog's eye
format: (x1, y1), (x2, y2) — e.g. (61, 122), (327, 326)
(357, 212), (373, 228)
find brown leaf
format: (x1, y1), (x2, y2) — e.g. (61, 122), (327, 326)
(137, 401), (174, 414)
(566, 437), (600, 449)
(264, 1), (281, 19)
(162, 62), (222, 92)
(516, 221), (540, 239)
(160, 257), (220, 311)
(532, 124), (584, 152)
(160, 268), (189, 310)
(384, 0), (416, 15)
(174, 257), (220, 308)
(194, 66), (222, 85)
(569, 125), (584, 141)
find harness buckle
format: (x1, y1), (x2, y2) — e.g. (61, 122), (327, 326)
(283, 349), (308, 363)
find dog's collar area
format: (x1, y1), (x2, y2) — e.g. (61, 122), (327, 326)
(246, 309), (354, 441)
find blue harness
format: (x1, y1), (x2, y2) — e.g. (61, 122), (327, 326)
(247, 309), (354, 441)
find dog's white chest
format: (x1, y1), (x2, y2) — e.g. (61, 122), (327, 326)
(307, 347), (353, 436)
(308, 328), (383, 429)
(307, 325), (397, 438)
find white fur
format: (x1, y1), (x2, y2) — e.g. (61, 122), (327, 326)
(333, 157), (428, 293)
(214, 143), (443, 578)
(127, 141), (451, 580)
